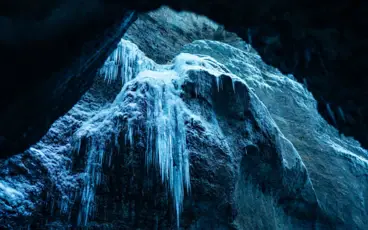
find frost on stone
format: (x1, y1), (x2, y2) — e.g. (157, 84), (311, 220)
(180, 41), (368, 225)
(0, 156), (44, 221)
(172, 52), (241, 95)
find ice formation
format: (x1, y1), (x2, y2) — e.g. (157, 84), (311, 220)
(74, 42), (204, 227)
(70, 38), (368, 228)
(338, 106), (346, 122)
(76, 38), (159, 225)
(99, 39), (156, 84)
(77, 136), (107, 225)
(3, 34), (368, 229)
(135, 71), (190, 228)
(326, 103), (337, 125)
(73, 43), (250, 226)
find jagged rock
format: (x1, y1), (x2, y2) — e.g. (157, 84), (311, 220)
(124, 6), (220, 64)
(1, 38), (367, 229)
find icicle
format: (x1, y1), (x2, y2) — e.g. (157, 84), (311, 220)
(60, 195), (70, 214)
(338, 106), (346, 122)
(76, 136), (107, 226)
(99, 39), (155, 86)
(73, 41), (158, 226)
(216, 76), (220, 92)
(303, 78), (308, 88)
(231, 77), (236, 93)
(128, 122), (134, 145)
(115, 129), (121, 154)
(75, 138), (82, 155)
(326, 103), (337, 125)
(247, 28), (252, 45)
(108, 148), (113, 167)
(143, 76), (190, 228)
(124, 120), (135, 146)
(74, 73), (191, 228)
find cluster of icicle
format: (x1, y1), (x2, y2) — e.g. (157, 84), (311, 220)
(140, 72), (191, 228)
(98, 39), (155, 84)
(75, 38), (154, 225)
(74, 39), (191, 227)
(76, 135), (108, 225)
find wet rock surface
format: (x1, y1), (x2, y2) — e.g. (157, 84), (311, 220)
(1, 35), (367, 229)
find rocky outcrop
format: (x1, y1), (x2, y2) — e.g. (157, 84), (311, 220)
(1, 1), (368, 157)
(1, 38), (367, 229)
(124, 6), (220, 64)
(183, 40), (368, 228)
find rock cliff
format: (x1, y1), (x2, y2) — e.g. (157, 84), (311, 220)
(1, 32), (367, 229)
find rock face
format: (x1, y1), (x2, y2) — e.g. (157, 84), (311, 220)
(1, 35), (368, 229)
(124, 6), (220, 64)
(182, 40), (368, 228)
(1, 1), (368, 157)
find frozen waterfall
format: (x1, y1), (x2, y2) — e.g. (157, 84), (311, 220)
(137, 71), (190, 228)
(74, 40), (191, 227)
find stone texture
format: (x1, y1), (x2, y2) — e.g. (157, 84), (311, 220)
(124, 6), (220, 64)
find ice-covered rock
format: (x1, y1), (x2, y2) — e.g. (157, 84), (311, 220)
(182, 40), (368, 228)
(53, 43), (318, 229)
(1, 37), (368, 230)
